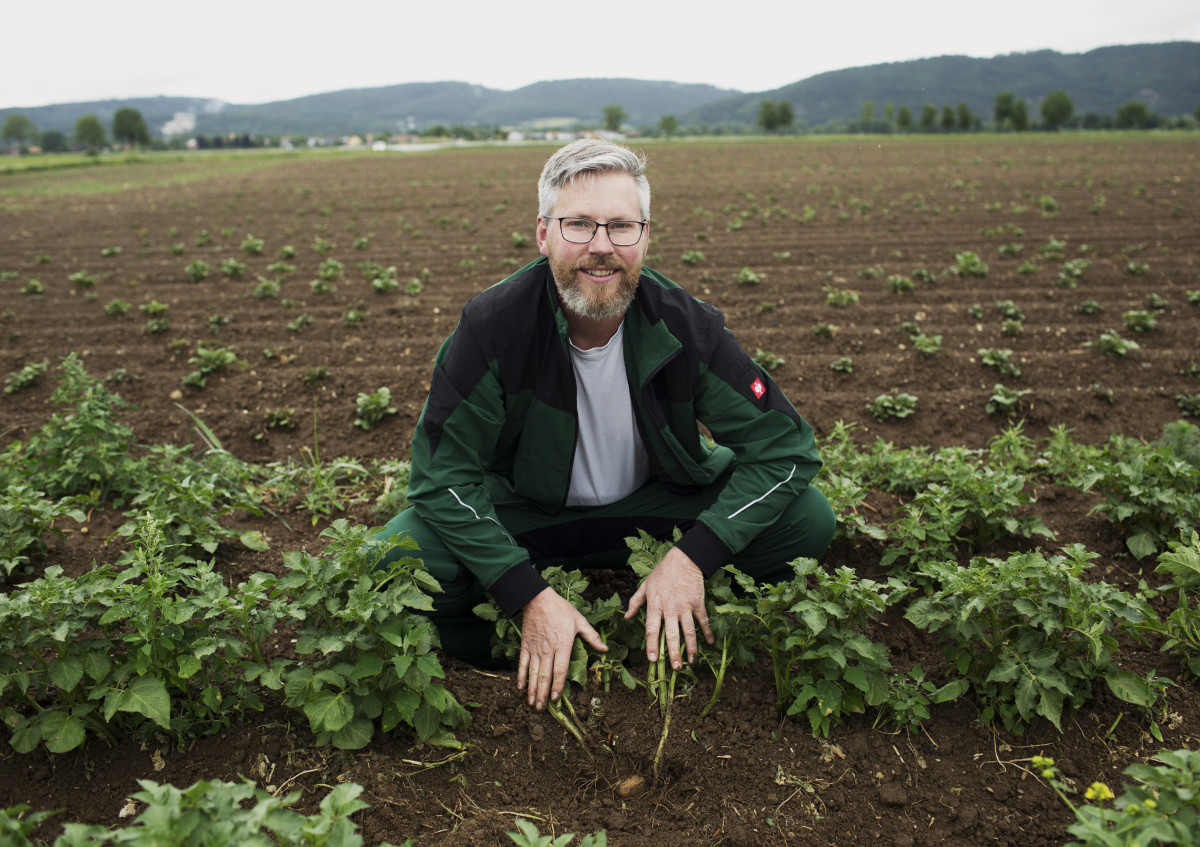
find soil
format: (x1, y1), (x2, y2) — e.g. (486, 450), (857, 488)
(2, 137), (1199, 846)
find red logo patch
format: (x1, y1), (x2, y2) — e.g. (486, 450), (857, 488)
(750, 377), (766, 399)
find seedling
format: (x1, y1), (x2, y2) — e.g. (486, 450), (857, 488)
(735, 266), (762, 285)
(868, 393), (918, 421)
(185, 260), (211, 282)
(978, 348), (1021, 377)
(1078, 299), (1103, 315)
(240, 234), (265, 255)
(68, 270), (96, 289)
(303, 366), (331, 386)
(985, 384), (1031, 417)
(912, 333), (943, 357)
(1087, 330), (1140, 357)
(21, 279), (43, 296)
(679, 249), (705, 266)
(355, 387), (397, 430)
(949, 251), (988, 277)
(830, 357), (854, 373)
(220, 258), (246, 278)
(4, 360), (49, 394)
(104, 299), (132, 316)
(753, 348), (784, 371)
(251, 276), (281, 299)
(823, 285), (859, 307)
(1125, 261), (1149, 276)
(886, 275), (914, 293)
(812, 323), (835, 338)
(1123, 310), (1157, 332)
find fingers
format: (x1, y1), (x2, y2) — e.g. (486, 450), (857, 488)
(624, 583), (645, 620)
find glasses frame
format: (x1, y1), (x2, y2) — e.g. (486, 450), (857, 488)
(548, 216), (648, 246)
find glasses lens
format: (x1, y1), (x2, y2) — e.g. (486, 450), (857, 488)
(607, 221), (643, 246)
(559, 218), (597, 243)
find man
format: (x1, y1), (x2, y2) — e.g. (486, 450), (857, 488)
(377, 138), (835, 712)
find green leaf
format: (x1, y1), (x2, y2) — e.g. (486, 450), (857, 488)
(239, 530), (271, 551)
(931, 678), (969, 703)
(41, 710), (87, 753)
(1127, 531), (1158, 560)
(116, 676), (172, 729)
(1105, 668), (1155, 708)
(48, 657), (84, 692)
(83, 651), (112, 683)
(350, 653), (384, 682)
(331, 716), (373, 750)
(1035, 686), (1065, 731)
(304, 689), (353, 733)
(177, 655), (202, 679)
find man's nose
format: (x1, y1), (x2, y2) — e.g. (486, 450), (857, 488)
(589, 225), (615, 254)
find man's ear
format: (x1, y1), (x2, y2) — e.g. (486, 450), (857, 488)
(536, 217), (550, 256)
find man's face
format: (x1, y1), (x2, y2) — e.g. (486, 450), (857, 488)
(536, 172), (649, 322)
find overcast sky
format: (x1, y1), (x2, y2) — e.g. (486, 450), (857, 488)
(3, 0), (1198, 109)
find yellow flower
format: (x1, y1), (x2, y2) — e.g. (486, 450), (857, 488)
(1084, 782), (1115, 802)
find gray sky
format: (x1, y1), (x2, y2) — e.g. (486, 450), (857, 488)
(3, 0), (1198, 109)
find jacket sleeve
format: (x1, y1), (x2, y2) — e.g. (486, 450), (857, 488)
(406, 315), (549, 617)
(674, 327), (822, 576)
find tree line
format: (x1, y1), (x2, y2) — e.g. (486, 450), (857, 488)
(5, 89), (1199, 154)
(2, 107), (149, 154)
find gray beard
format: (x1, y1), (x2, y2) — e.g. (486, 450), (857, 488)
(556, 274), (636, 321)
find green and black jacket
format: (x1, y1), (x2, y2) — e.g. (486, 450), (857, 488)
(407, 257), (822, 616)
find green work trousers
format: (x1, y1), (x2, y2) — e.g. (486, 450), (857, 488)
(374, 477), (836, 666)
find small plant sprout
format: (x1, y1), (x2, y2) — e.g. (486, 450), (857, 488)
(1091, 382), (1115, 404)
(1125, 261), (1149, 276)
(1123, 310), (1157, 332)
(830, 357), (854, 373)
(812, 323), (836, 338)
(303, 366), (331, 386)
(868, 393), (918, 421)
(887, 275), (914, 293)
(985, 384), (1032, 417)
(1087, 330), (1140, 357)
(735, 267), (762, 285)
(1178, 393), (1200, 418)
(680, 249), (705, 266)
(104, 298), (132, 316)
(251, 276), (281, 299)
(1146, 292), (1169, 311)
(185, 260), (211, 283)
(355, 387), (397, 430)
(949, 251), (988, 277)
(510, 231), (531, 248)
(1078, 299), (1103, 315)
(823, 286), (859, 307)
(20, 278), (44, 296)
(978, 348), (1021, 377)
(220, 258), (246, 278)
(240, 234), (265, 255)
(68, 270), (97, 289)
(4, 360), (50, 394)
(912, 333), (943, 357)
(753, 348), (784, 371)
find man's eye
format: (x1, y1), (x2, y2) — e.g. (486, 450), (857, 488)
(564, 219), (594, 230)
(609, 222), (634, 233)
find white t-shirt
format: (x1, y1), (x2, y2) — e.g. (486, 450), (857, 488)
(565, 323), (651, 507)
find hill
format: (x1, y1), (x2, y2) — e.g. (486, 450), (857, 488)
(2, 43), (1196, 140)
(685, 43), (1200, 129)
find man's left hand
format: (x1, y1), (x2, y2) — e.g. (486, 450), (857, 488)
(625, 546), (714, 669)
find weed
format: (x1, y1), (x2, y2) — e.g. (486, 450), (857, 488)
(355, 387), (397, 430)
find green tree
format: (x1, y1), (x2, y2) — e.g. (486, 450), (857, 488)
(896, 105), (913, 132)
(919, 103), (938, 131)
(995, 91), (1015, 129)
(860, 100), (875, 131)
(2, 113), (37, 149)
(758, 100), (780, 132)
(1041, 90), (1074, 130)
(112, 107), (150, 147)
(776, 101), (794, 131)
(658, 114), (678, 137)
(1012, 99), (1030, 131)
(74, 114), (107, 150)
(883, 102), (895, 132)
(40, 130), (68, 153)
(956, 102), (972, 131)
(1116, 100), (1151, 129)
(602, 104), (627, 133)
(941, 105), (956, 132)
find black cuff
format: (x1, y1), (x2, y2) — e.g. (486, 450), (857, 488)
(676, 522), (732, 578)
(490, 561), (551, 618)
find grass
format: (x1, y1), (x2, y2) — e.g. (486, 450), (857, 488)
(0, 149), (322, 202)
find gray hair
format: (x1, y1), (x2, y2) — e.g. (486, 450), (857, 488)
(537, 138), (650, 220)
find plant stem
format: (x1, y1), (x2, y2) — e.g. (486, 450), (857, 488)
(652, 664), (677, 783)
(699, 634), (729, 719)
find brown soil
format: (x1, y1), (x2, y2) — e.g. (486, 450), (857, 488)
(2, 137), (1199, 846)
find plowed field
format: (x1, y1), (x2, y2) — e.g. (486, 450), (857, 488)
(2, 136), (1198, 846)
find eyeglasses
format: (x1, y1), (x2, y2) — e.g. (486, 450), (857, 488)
(549, 217), (647, 247)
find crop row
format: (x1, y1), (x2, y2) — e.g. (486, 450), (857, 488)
(3, 356), (1198, 755)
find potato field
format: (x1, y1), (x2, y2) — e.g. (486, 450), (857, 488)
(2, 136), (1199, 847)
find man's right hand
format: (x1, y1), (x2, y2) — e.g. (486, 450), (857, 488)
(517, 586), (607, 710)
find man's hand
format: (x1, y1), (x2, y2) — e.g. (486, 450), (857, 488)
(625, 546), (714, 670)
(517, 586), (606, 711)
